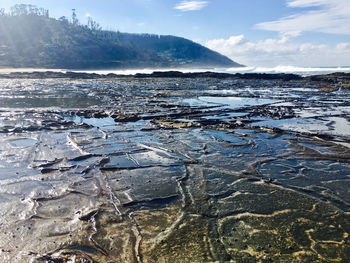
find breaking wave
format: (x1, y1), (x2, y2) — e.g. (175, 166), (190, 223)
(224, 65), (350, 76)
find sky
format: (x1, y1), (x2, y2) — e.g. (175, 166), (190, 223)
(1, 0), (350, 67)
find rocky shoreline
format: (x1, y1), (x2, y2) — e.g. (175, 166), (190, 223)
(1, 73), (350, 262)
(0, 70), (349, 85)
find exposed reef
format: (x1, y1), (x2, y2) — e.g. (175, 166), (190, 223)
(1, 70), (350, 88)
(0, 76), (349, 262)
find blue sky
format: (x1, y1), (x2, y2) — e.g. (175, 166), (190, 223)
(2, 0), (350, 67)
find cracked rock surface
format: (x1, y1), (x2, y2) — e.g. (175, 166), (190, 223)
(0, 77), (349, 262)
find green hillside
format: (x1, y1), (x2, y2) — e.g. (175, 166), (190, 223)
(0, 5), (242, 69)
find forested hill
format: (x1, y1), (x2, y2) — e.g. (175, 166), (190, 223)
(0, 5), (242, 69)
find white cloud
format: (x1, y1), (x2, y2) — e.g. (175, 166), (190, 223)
(255, 0), (350, 36)
(337, 42), (350, 50)
(85, 13), (91, 17)
(205, 35), (350, 67)
(174, 1), (208, 11)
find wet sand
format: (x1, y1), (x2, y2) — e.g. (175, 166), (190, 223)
(0, 76), (349, 262)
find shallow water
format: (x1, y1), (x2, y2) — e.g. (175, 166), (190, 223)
(183, 96), (279, 109)
(0, 77), (349, 262)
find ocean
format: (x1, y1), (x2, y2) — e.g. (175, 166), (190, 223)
(75, 65), (350, 76)
(1, 66), (350, 76)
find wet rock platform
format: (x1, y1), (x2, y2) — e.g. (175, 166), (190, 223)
(0, 75), (349, 262)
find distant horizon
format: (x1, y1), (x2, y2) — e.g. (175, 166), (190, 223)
(1, 65), (350, 77)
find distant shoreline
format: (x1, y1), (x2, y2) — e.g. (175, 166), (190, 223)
(0, 70), (303, 80)
(0, 70), (349, 88)
(1, 66), (350, 77)
(0, 68), (66, 73)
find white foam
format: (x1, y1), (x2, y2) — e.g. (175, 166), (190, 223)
(77, 65), (350, 76)
(223, 65), (350, 76)
(2, 65), (350, 76)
